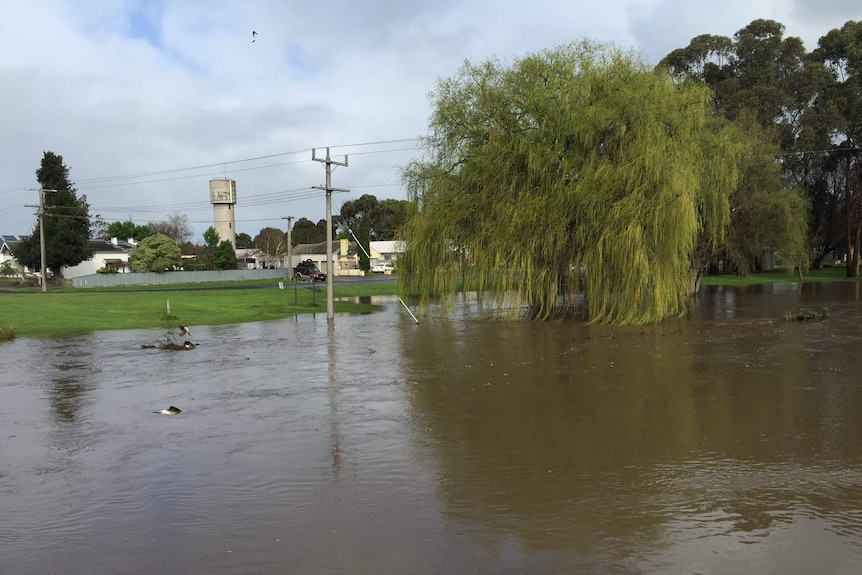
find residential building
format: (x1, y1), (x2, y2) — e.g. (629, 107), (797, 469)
(61, 238), (137, 279)
(286, 238), (406, 276)
(0, 235), (30, 276)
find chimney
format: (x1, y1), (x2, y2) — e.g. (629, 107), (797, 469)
(111, 237), (118, 245)
(340, 238), (348, 255)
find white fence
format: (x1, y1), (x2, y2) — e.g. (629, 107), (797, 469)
(71, 269), (290, 288)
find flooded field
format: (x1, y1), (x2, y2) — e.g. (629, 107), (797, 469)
(2, 283), (862, 574)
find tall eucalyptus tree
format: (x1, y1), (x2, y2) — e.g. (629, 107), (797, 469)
(812, 21), (862, 275)
(661, 19), (814, 274)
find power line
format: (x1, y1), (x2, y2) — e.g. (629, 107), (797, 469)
(778, 146), (862, 156)
(72, 138), (419, 186)
(66, 143), (418, 192)
(328, 137), (419, 150)
(74, 147), (313, 184)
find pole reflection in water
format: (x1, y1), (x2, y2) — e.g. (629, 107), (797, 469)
(328, 321), (342, 477)
(0, 283), (861, 574)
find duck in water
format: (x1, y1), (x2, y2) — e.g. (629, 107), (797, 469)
(183, 341), (195, 350)
(154, 406), (182, 415)
(178, 325), (191, 337)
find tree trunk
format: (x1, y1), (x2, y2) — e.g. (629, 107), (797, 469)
(690, 257), (703, 296)
(811, 252), (825, 270)
(691, 268), (703, 296)
(847, 157), (859, 277)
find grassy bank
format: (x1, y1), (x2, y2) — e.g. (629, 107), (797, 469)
(1, 266), (857, 338)
(699, 265), (857, 286)
(0, 281), (400, 337)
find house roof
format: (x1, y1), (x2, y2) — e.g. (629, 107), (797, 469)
(1, 235), (30, 251)
(235, 248), (260, 258)
(88, 239), (135, 252)
(292, 241), (330, 255)
(370, 240), (405, 254)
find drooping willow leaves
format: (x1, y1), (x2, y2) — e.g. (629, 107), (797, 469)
(400, 41), (742, 324)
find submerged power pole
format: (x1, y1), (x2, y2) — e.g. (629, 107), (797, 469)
(312, 147), (349, 321)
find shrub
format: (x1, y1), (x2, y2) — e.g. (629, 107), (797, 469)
(0, 325), (15, 341)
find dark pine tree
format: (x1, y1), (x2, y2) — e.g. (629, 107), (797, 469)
(15, 152), (92, 277)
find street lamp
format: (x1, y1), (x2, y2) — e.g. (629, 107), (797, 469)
(25, 187), (57, 293)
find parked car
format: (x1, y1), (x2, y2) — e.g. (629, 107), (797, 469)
(372, 262), (395, 273)
(294, 260), (326, 282)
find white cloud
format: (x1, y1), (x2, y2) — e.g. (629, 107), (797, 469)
(0, 0), (855, 240)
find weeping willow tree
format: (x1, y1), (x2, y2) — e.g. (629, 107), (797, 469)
(400, 41), (743, 324)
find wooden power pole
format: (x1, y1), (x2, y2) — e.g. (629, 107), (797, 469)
(282, 215), (293, 275)
(25, 187), (57, 293)
(312, 147), (349, 321)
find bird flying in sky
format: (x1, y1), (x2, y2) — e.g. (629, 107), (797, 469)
(252, 31), (258, 42)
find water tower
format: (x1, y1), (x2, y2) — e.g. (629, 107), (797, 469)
(209, 179), (237, 247)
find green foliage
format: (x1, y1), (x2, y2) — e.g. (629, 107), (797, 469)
(811, 21), (862, 275)
(400, 41), (741, 325)
(660, 19), (812, 131)
(338, 194), (412, 240)
(14, 152), (92, 276)
(129, 233), (182, 272)
(660, 19), (838, 280)
(0, 325), (14, 341)
(236, 232), (254, 248)
(213, 240), (238, 270)
(723, 117), (810, 275)
(357, 219), (371, 272)
(813, 21), (862, 141)
(316, 219), (329, 240)
(198, 228), (238, 270)
(179, 242), (212, 270)
(0, 261), (15, 276)
(96, 267), (119, 274)
(203, 226), (220, 248)
(291, 217), (323, 244)
(106, 220), (151, 242)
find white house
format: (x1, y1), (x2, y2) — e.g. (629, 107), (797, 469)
(369, 240), (406, 265)
(0, 235), (31, 276)
(2, 235), (137, 279)
(60, 238), (138, 279)
(235, 248), (263, 269)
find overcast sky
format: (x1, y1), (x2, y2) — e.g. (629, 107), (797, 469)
(0, 0), (856, 241)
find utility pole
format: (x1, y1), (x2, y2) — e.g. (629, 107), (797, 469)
(25, 187), (57, 293)
(312, 147), (348, 321)
(281, 215), (293, 275)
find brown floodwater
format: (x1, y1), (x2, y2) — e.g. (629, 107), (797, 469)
(2, 283), (862, 574)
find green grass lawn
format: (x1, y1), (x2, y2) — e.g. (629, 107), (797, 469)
(0, 281), (400, 337)
(700, 265), (857, 286)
